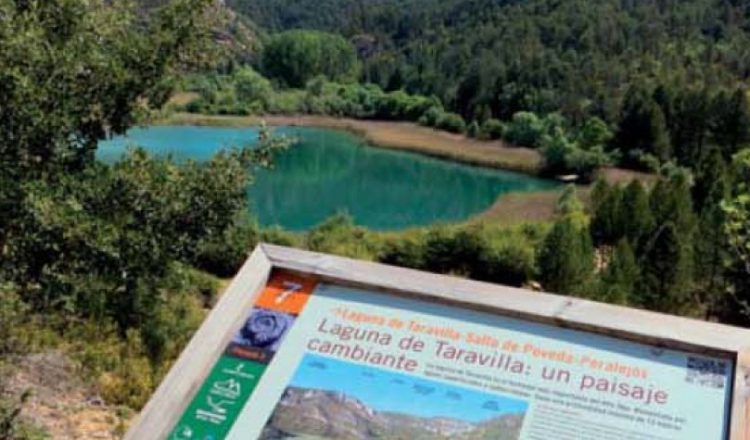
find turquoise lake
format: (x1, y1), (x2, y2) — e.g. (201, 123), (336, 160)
(98, 125), (559, 230)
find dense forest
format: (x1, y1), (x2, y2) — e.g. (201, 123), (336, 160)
(231, 0), (750, 122)
(1, 0), (749, 437)
(176, 0), (750, 178)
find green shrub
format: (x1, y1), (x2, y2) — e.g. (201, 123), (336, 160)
(505, 111), (545, 147)
(184, 97), (211, 114)
(480, 118), (506, 139)
(564, 145), (612, 181)
(627, 149), (661, 172)
(577, 116), (613, 149)
(260, 226), (302, 247)
(435, 112), (467, 133)
(475, 239), (536, 286)
(539, 128), (576, 173)
(373, 90), (438, 121)
(380, 224), (539, 287)
(379, 234), (426, 269)
(0, 285), (28, 355)
(267, 89), (306, 114)
(233, 67), (273, 110)
(96, 331), (155, 409)
(305, 213), (380, 260)
(418, 106), (444, 127)
(140, 290), (207, 365)
(193, 214), (259, 277)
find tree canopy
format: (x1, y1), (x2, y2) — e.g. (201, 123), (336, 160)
(261, 29), (359, 87)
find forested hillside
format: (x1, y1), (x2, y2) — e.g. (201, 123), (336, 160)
(231, 0), (750, 117)
(207, 0), (749, 337)
(228, 0), (750, 167)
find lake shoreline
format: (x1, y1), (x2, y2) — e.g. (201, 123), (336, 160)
(153, 112), (654, 225)
(156, 112), (545, 174)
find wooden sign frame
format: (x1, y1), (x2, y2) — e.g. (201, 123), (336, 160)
(126, 243), (750, 440)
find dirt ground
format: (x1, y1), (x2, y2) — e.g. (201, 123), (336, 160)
(5, 352), (129, 439)
(475, 168), (651, 224)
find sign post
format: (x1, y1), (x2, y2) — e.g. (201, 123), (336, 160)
(126, 244), (750, 440)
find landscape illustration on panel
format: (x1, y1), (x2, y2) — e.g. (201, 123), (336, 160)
(260, 354), (527, 440)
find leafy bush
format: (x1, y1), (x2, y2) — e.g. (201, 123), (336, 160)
(233, 67), (273, 110)
(375, 90), (438, 120)
(564, 145), (612, 180)
(379, 235), (427, 269)
(259, 226), (302, 247)
(193, 213), (259, 277)
(435, 112), (467, 133)
(475, 237), (536, 286)
(505, 111), (545, 147)
(539, 128), (576, 172)
(377, 224), (541, 287)
(539, 124), (613, 180)
(96, 330), (155, 409)
(417, 106), (443, 127)
(64, 264), (217, 409)
(9, 127), (286, 336)
(627, 149), (661, 172)
(480, 118), (506, 139)
(305, 213), (380, 260)
(577, 117), (613, 149)
(267, 89), (306, 114)
(0, 285), (29, 355)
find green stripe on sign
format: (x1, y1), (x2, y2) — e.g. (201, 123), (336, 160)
(168, 356), (266, 440)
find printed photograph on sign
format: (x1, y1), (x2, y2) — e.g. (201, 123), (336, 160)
(226, 307), (297, 363)
(260, 353), (528, 440)
(233, 307), (296, 352)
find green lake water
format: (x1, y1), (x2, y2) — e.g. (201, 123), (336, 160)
(98, 125), (559, 230)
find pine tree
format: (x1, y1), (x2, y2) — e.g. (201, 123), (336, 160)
(621, 180), (654, 247)
(650, 106), (672, 162)
(616, 86), (671, 162)
(697, 199), (730, 310)
(712, 88), (750, 159)
(692, 150), (729, 320)
(653, 83), (676, 134)
(694, 147), (729, 213)
(637, 222), (694, 313)
(537, 219), (595, 296)
(590, 178), (611, 215)
(591, 180), (624, 245)
(636, 176), (697, 312)
(598, 239), (639, 305)
(649, 174), (696, 234)
(555, 184), (588, 229)
(721, 149), (750, 324)
(672, 88), (710, 166)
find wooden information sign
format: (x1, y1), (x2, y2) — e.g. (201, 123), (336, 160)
(126, 244), (750, 440)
